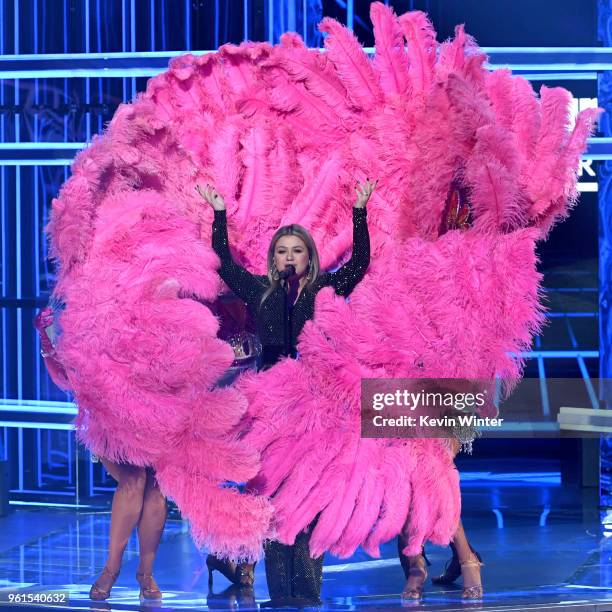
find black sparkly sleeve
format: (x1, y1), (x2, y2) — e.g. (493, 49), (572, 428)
(212, 210), (265, 304)
(326, 207), (370, 297)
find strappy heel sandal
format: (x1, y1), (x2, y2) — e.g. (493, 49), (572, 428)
(401, 554), (427, 601)
(89, 566), (119, 601)
(136, 571), (162, 600)
(460, 558), (484, 599)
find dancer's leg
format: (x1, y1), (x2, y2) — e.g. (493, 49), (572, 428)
(397, 533), (427, 600)
(397, 535), (411, 578)
(452, 521), (483, 596)
(93, 460), (147, 592)
(134, 469), (166, 598)
(136, 469), (167, 576)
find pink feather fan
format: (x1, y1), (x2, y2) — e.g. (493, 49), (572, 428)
(46, 1), (596, 561)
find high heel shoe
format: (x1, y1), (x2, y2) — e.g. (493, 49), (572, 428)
(206, 554), (257, 588)
(89, 566), (119, 601)
(431, 545), (482, 585)
(207, 554), (237, 587)
(460, 558), (484, 599)
(401, 555), (427, 601)
(136, 572), (162, 600)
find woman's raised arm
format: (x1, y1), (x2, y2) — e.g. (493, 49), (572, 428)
(326, 179), (376, 296)
(197, 184), (264, 305)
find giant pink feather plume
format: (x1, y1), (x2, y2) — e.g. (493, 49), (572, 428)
(318, 17), (382, 111)
(273, 33), (356, 115)
(371, 2), (411, 96)
(436, 25), (472, 81)
(399, 11), (437, 93)
(45, 2), (596, 561)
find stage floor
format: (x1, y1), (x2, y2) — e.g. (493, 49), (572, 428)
(0, 475), (610, 611)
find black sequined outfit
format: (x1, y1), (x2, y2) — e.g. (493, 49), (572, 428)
(263, 527), (325, 605)
(212, 207), (369, 369)
(212, 208), (370, 604)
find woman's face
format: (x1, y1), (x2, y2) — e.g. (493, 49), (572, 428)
(274, 235), (309, 277)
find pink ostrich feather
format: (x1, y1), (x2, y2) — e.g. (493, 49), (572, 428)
(318, 17), (383, 111)
(273, 32), (357, 117)
(531, 107), (601, 235)
(464, 124), (525, 234)
(436, 24), (472, 80)
(370, 2), (411, 96)
(399, 10), (437, 93)
(45, 6), (594, 563)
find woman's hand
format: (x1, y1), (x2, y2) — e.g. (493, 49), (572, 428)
(354, 178), (378, 209)
(195, 183), (226, 211)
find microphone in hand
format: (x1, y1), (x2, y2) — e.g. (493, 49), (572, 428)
(278, 265), (296, 280)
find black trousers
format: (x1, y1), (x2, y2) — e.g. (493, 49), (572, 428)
(264, 528), (324, 603)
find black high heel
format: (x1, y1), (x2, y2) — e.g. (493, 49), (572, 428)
(207, 554), (237, 587)
(431, 543), (482, 585)
(206, 554), (256, 587)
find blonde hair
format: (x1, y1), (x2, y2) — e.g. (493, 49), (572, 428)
(261, 224), (320, 306)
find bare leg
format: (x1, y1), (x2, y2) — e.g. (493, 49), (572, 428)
(93, 460), (147, 593)
(136, 469), (167, 576)
(452, 521), (482, 596)
(445, 443), (482, 595)
(398, 533), (427, 600)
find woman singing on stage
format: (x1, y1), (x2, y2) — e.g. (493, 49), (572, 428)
(198, 179), (374, 606)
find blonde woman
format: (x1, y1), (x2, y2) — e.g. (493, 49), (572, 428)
(198, 180), (373, 606)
